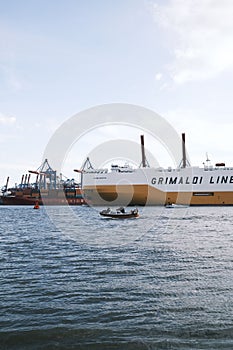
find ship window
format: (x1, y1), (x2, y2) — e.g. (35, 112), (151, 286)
(193, 192), (214, 196)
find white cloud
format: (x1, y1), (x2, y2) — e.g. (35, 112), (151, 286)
(0, 113), (16, 125)
(152, 0), (233, 84)
(155, 72), (162, 81)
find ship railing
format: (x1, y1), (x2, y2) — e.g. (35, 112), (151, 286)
(204, 166), (233, 171)
(84, 169), (108, 174)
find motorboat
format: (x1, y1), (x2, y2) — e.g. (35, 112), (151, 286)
(99, 207), (139, 219)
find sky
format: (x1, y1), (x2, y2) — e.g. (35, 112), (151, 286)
(1, 0), (233, 186)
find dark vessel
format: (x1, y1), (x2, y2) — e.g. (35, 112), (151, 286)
(0, 159), (85, 206)
(99, 207), (139, 219)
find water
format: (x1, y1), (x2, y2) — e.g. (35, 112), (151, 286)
(1, 205), (233, 349)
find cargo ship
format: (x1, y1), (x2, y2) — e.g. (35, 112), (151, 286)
(0, 159), (85, 205)
(82, 134), (233, 206)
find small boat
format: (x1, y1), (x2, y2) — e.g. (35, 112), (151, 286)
(99, 207), (139, 219)
(165, 203), (175, 208)
(165, 203), (188, 208)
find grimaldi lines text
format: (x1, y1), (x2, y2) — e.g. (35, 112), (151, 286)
(151, 175), (233, 185)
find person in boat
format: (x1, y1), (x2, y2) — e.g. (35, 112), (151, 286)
(116, 207), (125, 213)
(102, 207), (111, 213)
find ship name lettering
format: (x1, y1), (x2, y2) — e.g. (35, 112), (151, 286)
(169, 177), (177, 184)
(209, 176), (233, 184)
(151, 174), (233, 186)
(221, 176), (228, 184)
(151, 177), (156, 185)
(192, 176), (198, 184)
(158, 177), (163, 184)
(151, 176), (203, 185)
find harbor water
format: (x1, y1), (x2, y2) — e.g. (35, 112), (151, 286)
(1, 205), (233, 349)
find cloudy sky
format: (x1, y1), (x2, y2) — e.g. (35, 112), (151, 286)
(1, 0), (233, 186)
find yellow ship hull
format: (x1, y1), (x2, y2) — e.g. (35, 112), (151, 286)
(84, 184), (233, 206)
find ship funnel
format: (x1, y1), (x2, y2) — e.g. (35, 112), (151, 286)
(182, 133), (186, 168)
(140, 135), (146, 168)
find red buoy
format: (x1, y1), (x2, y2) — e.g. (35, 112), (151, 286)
(34, 201), (40, 209)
